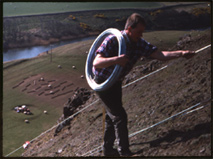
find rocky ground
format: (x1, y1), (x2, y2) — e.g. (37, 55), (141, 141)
(21, 29), (211, 157)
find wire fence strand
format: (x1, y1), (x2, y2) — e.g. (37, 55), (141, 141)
(82, 100), (210, 156)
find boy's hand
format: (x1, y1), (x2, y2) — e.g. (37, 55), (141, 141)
(117, 54), (129, 67)
(182, 50), (196, 59)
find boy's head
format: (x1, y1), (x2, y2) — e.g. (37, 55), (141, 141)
(125, 13), (146, 42)
(125, 13), (146, 30)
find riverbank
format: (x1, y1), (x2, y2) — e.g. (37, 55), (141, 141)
(4, 28), (210, 65)
(4, 31), (99, 51)
(3, 3), (210, 51)
(3, 35), (96, 63)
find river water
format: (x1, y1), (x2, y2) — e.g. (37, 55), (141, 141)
(3, 27), (210, 63)
(3, 36), (95, 63)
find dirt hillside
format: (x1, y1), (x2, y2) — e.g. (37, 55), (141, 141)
(22, 29), (211, 157)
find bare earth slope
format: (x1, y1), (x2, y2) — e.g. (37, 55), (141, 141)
(22, 31), (211, 157)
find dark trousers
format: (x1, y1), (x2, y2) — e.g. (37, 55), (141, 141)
(96, 81), (130, 152)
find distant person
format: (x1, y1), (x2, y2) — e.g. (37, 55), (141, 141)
(92, 13), (195, 156)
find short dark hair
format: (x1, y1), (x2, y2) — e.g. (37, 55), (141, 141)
(124, 13), (146, 30)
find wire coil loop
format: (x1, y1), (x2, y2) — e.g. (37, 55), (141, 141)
(85, 28), (126, 91)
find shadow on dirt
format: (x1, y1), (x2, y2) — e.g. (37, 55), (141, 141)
(132, 121), (211, 155)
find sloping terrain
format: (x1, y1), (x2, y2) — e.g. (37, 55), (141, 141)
(22, 29), (211, 157)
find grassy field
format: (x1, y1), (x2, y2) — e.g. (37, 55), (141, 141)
(3, 29), (209, 156)
(3, 39), (93, 156)
(3, 2), (162, 17)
